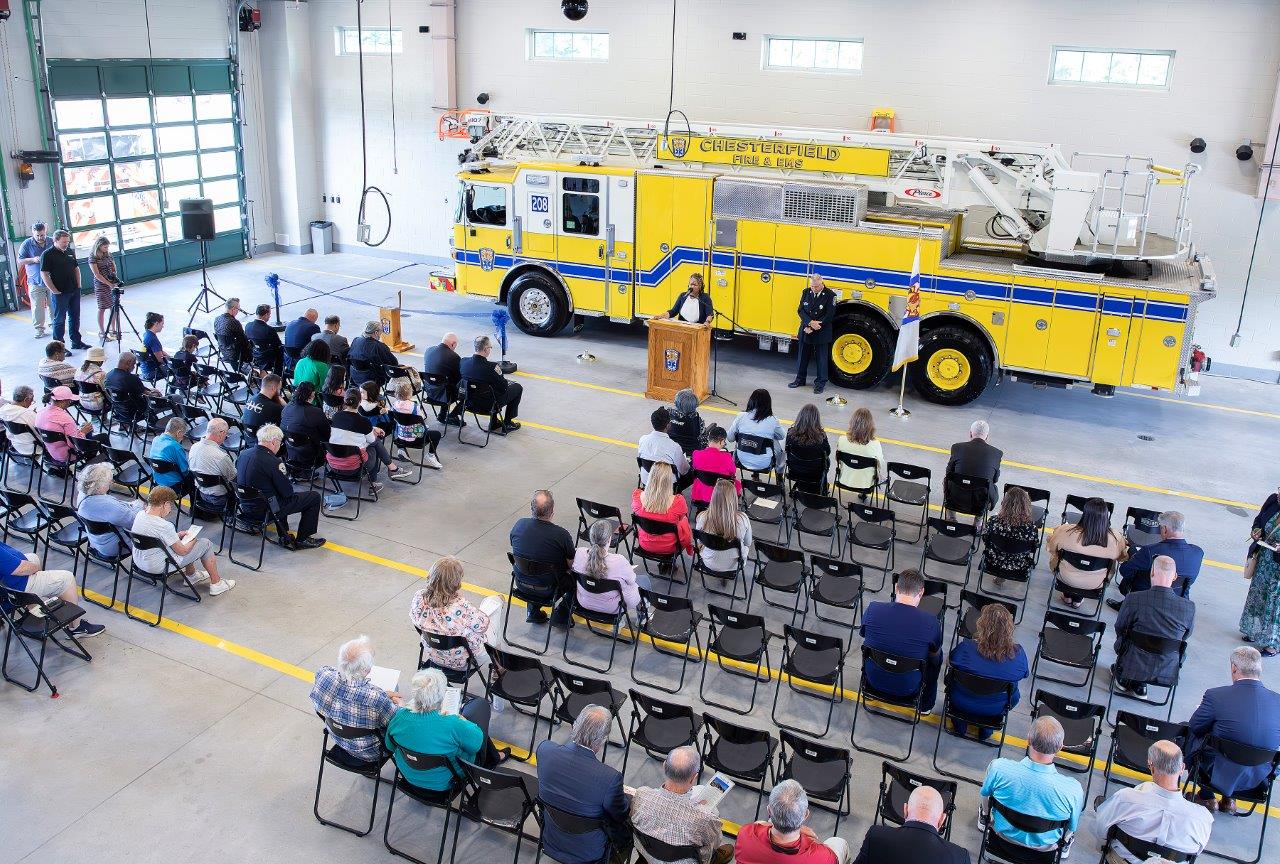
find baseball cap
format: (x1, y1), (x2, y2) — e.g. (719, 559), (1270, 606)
(50, 386), (80, 402)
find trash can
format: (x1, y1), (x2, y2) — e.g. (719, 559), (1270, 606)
(309, 220), (334, 255)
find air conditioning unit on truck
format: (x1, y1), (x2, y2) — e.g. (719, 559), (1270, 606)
(445, 111), (1216, 406)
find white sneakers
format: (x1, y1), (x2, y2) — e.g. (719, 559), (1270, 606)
(424, 453), (443, 470)
(209, 579), (236, 596)
(388, 466), (414, 480)
(189, 569), (211, 585)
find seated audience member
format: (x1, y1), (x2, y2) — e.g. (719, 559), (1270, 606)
(384, 668), (507, 792)
(510, 489), (576, 627)
(979, 717), (1084, 856)
(835, 407), (886, 495)
(168, 334), (203, 393)
(358, 381), (393, 435)
(309, 635), (401, 765)
(291, 338), (331, 395)
(37, 340), (76, 385)
(235, 423), (325, 549)
(104, 352), (158, 428)
(690, 424), (740, 505)
(784, 403), (830, 494)
(668, 388), (708, 456)
(389, 381), (443, 469)
(423, 331), (464, 425)
(76, 462), (143, 558)
(0, 537), (105, 636)
(410, 556), (497, 674)
(314, 314), (349, 364)
(347, 320), (399, 387)
(244, 303), (283, 373)
(947, 604), (1028, 738)
(735, 779), (851, 864)
(242, 373), (285, 434)
(944, 419), (1003, 514)
(320, 364), (347, 418)
(1186, 646), (1280, 813)
(148, 417), (190, 493)
(695, 479), (752, 575)
(139, 312), (168, 382)
(1095, 740), (1212, 864)
(214, 297), (252, 369)
(982, 486), (1040, 576)
(74, 347), (108, 412)
(281, 382), (331, 469)
(631, 746), (733, 864)
(189, 418), (237, 507)
(1112, 555), (1195, 697)
(536, 705), (632, 863)
(459, 334), (522, 433)
(573, 518), (647, 616)
(632, 462), (693, 564)
(131, 486), (234, 596)
(283, 308), (320, 369)
(1113, 511), (1204, 604)
(0, 385), (38, 456)
(35, 386), (100, 463)
(638, 405), (690, 490)
(328, 388), (410, 492)
(728, 388), (785, 474)
(860, 568), (944, 712)
(852, 786), (969, 864)
(1047, 496), (1128, 608)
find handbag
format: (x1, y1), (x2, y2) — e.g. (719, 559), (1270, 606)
(1244, 551), (1258, 581)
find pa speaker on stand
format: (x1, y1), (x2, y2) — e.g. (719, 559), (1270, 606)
(180, 198), (225, 327)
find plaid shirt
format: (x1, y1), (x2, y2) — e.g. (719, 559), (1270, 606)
(310, 665), (398, 762)
(629, 785), (723, 864)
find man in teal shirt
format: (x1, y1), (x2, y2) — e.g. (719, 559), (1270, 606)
(979, 716), (1084, 854)
(384, 667), (504, 790)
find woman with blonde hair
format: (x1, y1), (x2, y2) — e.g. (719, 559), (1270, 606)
(631, 461), (693, 560)
(87, 234), (122, 340)
(572, 518), (648, 614)
(410, 555), (503, 673)
(983, 486), (1040, 573)
(947, 603), (1028, 738)
(695, 478), (753, 573)
(835, 406), (886, 494)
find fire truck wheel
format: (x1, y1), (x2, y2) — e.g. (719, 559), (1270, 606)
(909, 325), (993, 405)
(828, 315), (893, 390)
(507, 271), (569, 336)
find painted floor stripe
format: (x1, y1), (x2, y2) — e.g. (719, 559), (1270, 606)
(1119, 390), (1280, 421)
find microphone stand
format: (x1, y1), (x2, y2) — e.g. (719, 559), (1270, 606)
(706, 308), (746, 408)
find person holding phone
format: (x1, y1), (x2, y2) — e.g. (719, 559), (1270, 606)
(130, 486), (234, 596)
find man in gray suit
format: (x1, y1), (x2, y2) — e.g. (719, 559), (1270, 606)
(1113, 555), (1195, 697)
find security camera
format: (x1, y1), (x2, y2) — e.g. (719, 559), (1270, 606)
(562, 0), (588, 21)
(1189, 137), (1206, 154)
(476, 92), (490, 105)
(1236, 141), (1254, 161)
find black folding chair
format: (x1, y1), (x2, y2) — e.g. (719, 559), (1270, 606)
(122, 532), (201, 627)
(621, 689), (701, 777)
(1122, 505), (1163, 549)
(1004, 483), (1050, 565)
(920, 517), (979, 602)
(1, 420), (39, 494)
(741, 477), (789, 544)
(699, 603), (771, 713)
(322, 442), (374, 521)
(215, 412), (248, 454)
(420, 372), (456, 424)
(1097, 711), (1188, 806)
(33, 428), (82, 505)
(733, 431), (779, 482)
(0, 584), (91, 697)
(227, 485), (282, 571)
(976, 533), (1039, 622)
(0, 490), (51, 550)
(283, 431), (323, 482)
(951, 590), (1019, 650)
(807, 554), (864, 648)
(1187, 736), (1280, 864)
(747, 539), (806, 622)
(534, 803), (617, 864)
(629, 514), (690, 594)
(1060, 494), (1114, 526)
(1048, 550), (1115, 619)
(775, 729), (851, 835)
(845, 502), (896, 593)
(635, 456), (659, 490)
(382, 734), (464, 864)
(1032, 689), (1106, 806)
(448, 760), (540, 864)
(977, 798), (1070, 864)
(549, 668), (628, 759)
(561, 571), (635, 674)
(503, 553), (566, 656)
(1029, 611), (1105, 700)
(699, 712), (776, 822)
(893, 570), (950, 624)
(483, 645), (557, 760)
(629, 588), (702, 695)
(943, 471), (992, 525)
(1105, 629), (1188, 723)
(106, 446), (151, 499)
(693, 528), (749, 603)
(1101, 825), (1199, 864)
(388, 410), (433, 485)
(37, 501), (85, 571)
(457, 380), (497, 447)
(75, 517), (131, 609)
(633, 828), (699, 864)
(189, 472), (233, 552)
(415, 631), (483, 697)
(884, 461), (931, 543)
(574, 498), (632, 556)
(834, 450), (884, 508)
(875, 761), (958, 839)
(932, 666), (1017, 784)
(791, 490), (839, 555)
(851, 646), (928, 761)
(313, 711), (389, 837)
(770, 625), (844, 738)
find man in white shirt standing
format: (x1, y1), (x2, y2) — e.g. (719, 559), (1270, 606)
(1094, 739), (1212, 864)
(638, 406), (691, 492)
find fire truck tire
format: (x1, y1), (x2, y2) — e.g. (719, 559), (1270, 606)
(507, 271), (569, 336)
(828, 314), (893, 390)
(909, 325), (993, 406)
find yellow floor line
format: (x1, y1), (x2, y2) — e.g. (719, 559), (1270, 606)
(1119, 390), (1280, 422)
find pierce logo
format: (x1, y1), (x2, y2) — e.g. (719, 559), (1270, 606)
(903, 188), (942, 199)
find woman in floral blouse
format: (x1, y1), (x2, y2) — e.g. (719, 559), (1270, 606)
(410, 556), (490, 672)
(982, 486), (1041, 572)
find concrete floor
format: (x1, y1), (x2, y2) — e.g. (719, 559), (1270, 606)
(0, 250), (1276, 863)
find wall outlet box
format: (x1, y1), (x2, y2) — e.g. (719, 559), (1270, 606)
(357, 223), (371, 243)
(274, 233), (289, 246)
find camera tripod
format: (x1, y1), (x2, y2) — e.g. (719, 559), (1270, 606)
(99, 285), (143, 349)
(186, 240), (225, 329)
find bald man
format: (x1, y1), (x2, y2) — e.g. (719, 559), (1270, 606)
(1112, 554), (1195, 697)
(283, 307), (321, 370)
(853, 785), (970, 864)
(423, 331), (464, 425)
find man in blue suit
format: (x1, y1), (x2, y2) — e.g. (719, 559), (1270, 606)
(536, 704), (631, 863)
(1110, 511), (1204, 608)
(1186, 646), (1280, 814)
(859, 568), (944, 711)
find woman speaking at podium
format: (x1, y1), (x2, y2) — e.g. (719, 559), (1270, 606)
(653, 273), (714, 326)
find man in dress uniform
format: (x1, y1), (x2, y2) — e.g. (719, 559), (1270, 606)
(789, 274), (837, 394)
(234, 423), (325, 550)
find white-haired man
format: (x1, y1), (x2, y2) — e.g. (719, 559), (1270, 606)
(788, 273), (836, 394)
(189, 418), (237, 506)
(234, 423), (325, 549)
(1095, 739), (1212, 864)
(979, 716), (1083, 856)
(944, 419), (1003, 514)
(1112, 510), (1204, 605)
(310, 636), (401, 764)
(630, 745), (733, 864)
(735, 778), (851, 864)
(537, 704), (631, 863)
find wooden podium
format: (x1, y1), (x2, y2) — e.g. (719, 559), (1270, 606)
(645, 318), (710, 402)
(378, 291), (415, 353)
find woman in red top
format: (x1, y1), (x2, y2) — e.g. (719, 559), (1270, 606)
(690, 424), (741, 504)
(631, 462), (693, 556)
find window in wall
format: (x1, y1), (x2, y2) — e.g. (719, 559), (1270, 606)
(1050, 47), (1173, 88)
(764, 37), (863, 73)
(529, 29), (609, 61)
(334, 26), (403, 56)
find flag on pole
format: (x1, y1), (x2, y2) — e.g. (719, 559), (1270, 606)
(892, 240), (922, 371)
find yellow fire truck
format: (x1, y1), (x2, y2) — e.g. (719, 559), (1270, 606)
(448, 113), (1216, 405)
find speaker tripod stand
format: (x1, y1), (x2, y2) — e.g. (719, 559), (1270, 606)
(186, 240), (225, 329)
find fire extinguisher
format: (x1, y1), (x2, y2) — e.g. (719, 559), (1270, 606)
(1190, 344), (1208, 373)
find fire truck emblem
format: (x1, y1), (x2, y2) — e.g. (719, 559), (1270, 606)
(668, 135), (690, 158)
(664, 348), (680, 372)
(478, 248), (495, 271)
